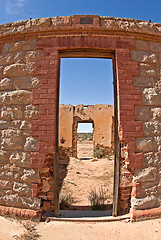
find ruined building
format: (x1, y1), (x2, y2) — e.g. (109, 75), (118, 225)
(59, 104), (114, 157)
(0, 15), (161, 221)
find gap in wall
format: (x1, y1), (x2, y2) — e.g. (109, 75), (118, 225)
(59, 57), (114, 217)
(77, 122), (93, 159)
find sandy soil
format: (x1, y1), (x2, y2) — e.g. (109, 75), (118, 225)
(60, 141), (114, 207)
(0, 216), (25, 240)
(1, 216), (160, 240)
(37, 218), (161, 240)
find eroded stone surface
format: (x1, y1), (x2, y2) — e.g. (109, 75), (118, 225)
(142, 88), (161, 105)
(0, 78), (12, 90)
(1, 106), (23, 120)
(0, 90), (31, 104)
(24, 137), (38, 152)
(21, 169), (39, 183)
(136, 137), (153, 152)
(1, 129), (24, 150)
(13, 76), (40, 89)
(131, 195), (158, 210)
(13, 182), (31, 194)
(4, 63), (30, 76)
(24, 105), (38, 119)
(9, 152), (30, 167)
(133, 167), (157, 183)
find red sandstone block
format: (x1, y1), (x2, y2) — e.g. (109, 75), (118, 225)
(30, 130), (40, 136)
(12, 208), (17, 216)
(70, 36), (80, 47)
(120, 115), (134, 121)
(40, 84), (57, 90)
(8, 207), (14, 215)
(30, 161), (44, 169)
(127, 132), (142, 137)
(39, 136), (52, 142)
(65, 36), (72, 48)
(130, 162), (142, 169)
(39, 141), (48, 148)
(0, 206), (5, 214)
(29, 210), (36, 218)
(4, 207), (9, 215)
(38, 119), (54, 125)
(39, 103), (56, 110)
(135, 126), (143, 132)
(125, 80), (133, 85)
(20, 209), (26, 217)
(118, 84), (134, 90)
(38, 37), (52, 47)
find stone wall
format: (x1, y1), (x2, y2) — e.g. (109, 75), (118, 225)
(0, 39), (41, 214)
(59, 104), (114, 157)
(131, 41), (161, 211)
(0, 15), (160, 220)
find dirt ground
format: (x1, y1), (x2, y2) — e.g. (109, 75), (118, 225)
(0, 216), (161, 240)
(60, 140), (114, 208)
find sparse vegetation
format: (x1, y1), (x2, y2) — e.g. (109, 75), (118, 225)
(77, 133), (93, 142)
(59, 192), (75, 210)
(14, 221), (40, 240)
(88, 186), (107, 210)
(94, 146), (106, 158)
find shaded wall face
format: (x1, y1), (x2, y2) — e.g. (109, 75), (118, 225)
(0, 15), (161, 220)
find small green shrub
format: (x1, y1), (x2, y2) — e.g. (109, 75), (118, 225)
(88, 186), (107, 210)
(77, 133), (93, 141)
(59, 193), (75, 210)
(94, 146), (106, 158)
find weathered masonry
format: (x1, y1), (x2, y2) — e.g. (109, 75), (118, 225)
(0, 15), (161, 221)
(59, 104), (114, 157)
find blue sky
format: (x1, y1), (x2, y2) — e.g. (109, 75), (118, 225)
(60, 58), (113, 105)
(0, 0), (160, 132)
(0, 0), (161, 25)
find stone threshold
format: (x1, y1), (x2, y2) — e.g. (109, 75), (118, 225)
(42, 210), (130, 222)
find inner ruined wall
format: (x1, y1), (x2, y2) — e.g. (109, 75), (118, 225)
(0, 15), (160, 220)
(59, 104), (114, 157)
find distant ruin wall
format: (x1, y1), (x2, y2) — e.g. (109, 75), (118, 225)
(59, 104), (114, 157)
(0, 15), (161, 220)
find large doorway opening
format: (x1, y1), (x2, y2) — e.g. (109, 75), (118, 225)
(77, 122), (94, 159)
(56, 50), (119, 218)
